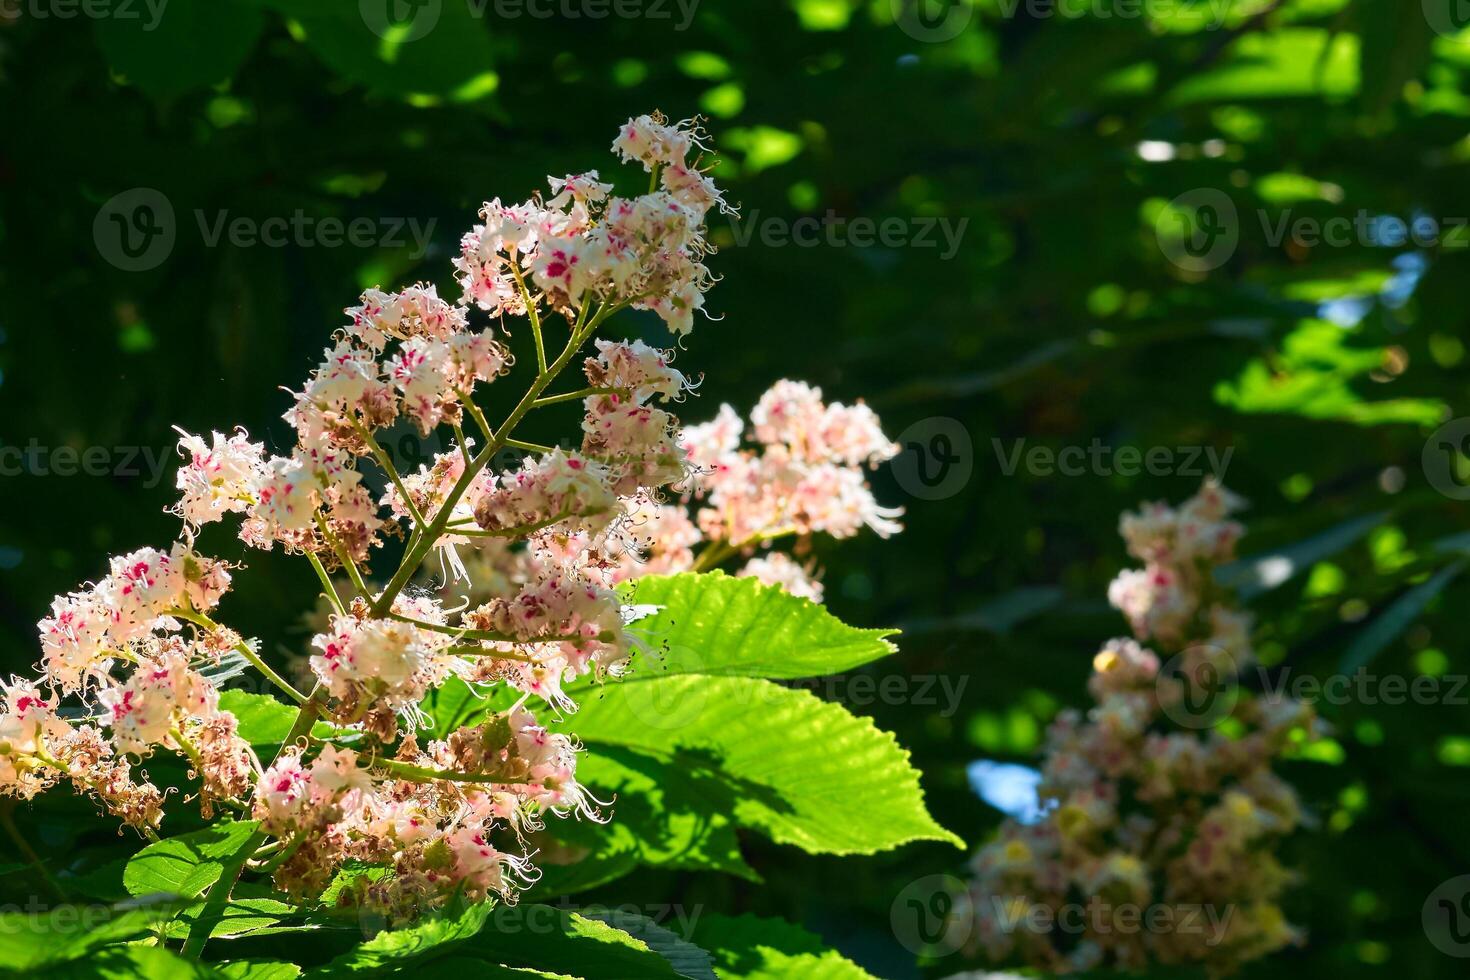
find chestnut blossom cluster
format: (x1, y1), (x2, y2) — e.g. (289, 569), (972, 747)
(1106, 481), (1246, 649)
(458, 111), (729, 335)
(427, 376), (904, 610)
(3, 113), (749, 918)
(13, 543), (247, 828)
(964, 483), (1319, 975)
(249, 708), (589, 911)
(683, 380), (902, 541)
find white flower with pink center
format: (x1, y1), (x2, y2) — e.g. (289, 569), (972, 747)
(173, 428), (265, 527)
(38, 592), (112, 693)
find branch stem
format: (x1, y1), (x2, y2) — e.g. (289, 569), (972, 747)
(369, 299), (622, 616)
(168, 608), (307, 705)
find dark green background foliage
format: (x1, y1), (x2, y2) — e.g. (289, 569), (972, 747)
(2, 1), (1469, 976)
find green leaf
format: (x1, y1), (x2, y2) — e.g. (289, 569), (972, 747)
(689, 914), (878, 980)
(220, 691), (302, 744)
(464, 907), (696, 979)
(414, 961), (566, 980)
(427, 683), (759, 893)
(309, 903), (494, 977)
(1214, 320), (1446, 427)
(93, 0), (265, 101)
(1168, 29), (1360, 104)
(219, 691), (336, 746)
(1339, 560), (1467, 673)
(164, 897), (301, 940)
(0, 896), (183, 971)
(543, 573), (959, 857)
(320, 861), (394, 906)
(535, 746), (757, 891)
(123, 819), (261, 899)
(563, 676), (962, 855)
(577, 909), (717, 980)
(422, 676), (514, 735)
(309, 904), (695, 978)
(245, 0), (498, 101)
(46, 944), (218, 979)
(620, 573), (897, 679)
(216, 963), (303, 980)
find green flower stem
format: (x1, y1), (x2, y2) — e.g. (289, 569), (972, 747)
(446, 509), (584, 539)
(370, 757), (529, 786)
(509, 263), (548, 374)
(532, 385), (629, 408)
(452, 421), (475, 467)
(369, 299), (622, 617)
(348, 415), (427, 531)
(251, 833), (307, 875)
(306, 551), (346, 615)
(385, 611), (614, 647)
(169, 725), (205, 772)
(167, 608), (307, 705)
(689, 540), (736, 572)
(181, 825), (269, 960)
(273, 691), (322, 765)
(690, 526), (801, 572)
(504, 438), (555, 454)
(441, 645), (537, 663)
(454, 390), (496, 447)
(314, 512), (369, 596)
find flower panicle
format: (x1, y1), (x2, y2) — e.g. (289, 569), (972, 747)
(8, 113), (903, 921)
(963, 481), (1318, 975)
